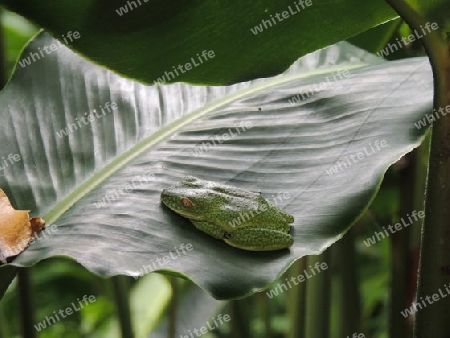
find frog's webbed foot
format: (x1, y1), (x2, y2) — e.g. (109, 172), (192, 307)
(190, 220), (226, 240)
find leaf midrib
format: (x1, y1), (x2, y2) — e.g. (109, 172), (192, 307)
(43, 63), (367, 225)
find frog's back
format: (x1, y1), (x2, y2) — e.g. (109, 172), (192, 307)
(179, 177), (293, 230)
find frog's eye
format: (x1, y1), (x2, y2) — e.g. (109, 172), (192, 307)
(181, 197), (194, 208)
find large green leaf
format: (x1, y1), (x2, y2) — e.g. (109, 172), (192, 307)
(0, 33), (432, 299)
(0, 0), (397, 84)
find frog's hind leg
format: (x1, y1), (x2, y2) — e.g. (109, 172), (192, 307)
(224, 228), (294, 251)
(190, 220), (227, 240)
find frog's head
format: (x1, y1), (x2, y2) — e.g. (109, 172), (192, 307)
(161, 176), (219, 220)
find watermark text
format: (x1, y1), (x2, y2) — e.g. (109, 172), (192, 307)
(363, 210), (424, 247)
(94, 172), (155, 209)
(266, 262), (328, 298)
(326, 140), (388, 176)
(0, 153), (21, 171)
(190, 121), (252, 157)
(56, 101), (118, 138)
(34, 294), (96, 331)
(180, 313), (230, 338)
(134, 243), (193, 279)
(19, 31), (81, 68)
(153, 50), (215, 85)
(377, 22), (438, 58)
(250, 0), (313, 35)
(401, 283), (450, 318)
(288, 69), (352, 104)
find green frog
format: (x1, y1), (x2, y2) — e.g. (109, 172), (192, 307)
(160, 176), (294, 251)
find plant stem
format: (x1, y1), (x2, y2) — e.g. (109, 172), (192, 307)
(18, 269), (36, 338)
(304, 250), (331, 338)
(334, 228), (360, 337)
(287, 257), (306, 338)
(230, 299), (249, 338)
(384, 1), (450, 336)
(414, 82), (450, 337)
(0, 266), (18, 300)
(112, 276), (134, 338)
(390, 152), (416, 337)
(255, 291), (269, 338)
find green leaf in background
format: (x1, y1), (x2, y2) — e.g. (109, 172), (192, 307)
(2, 10), (38, 76)
(348, 18), (401, 54)
(0, 33), (433, 299)
(0, 0), (397, 84)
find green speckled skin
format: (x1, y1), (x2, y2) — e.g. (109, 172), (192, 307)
(160, 176), (294, 251)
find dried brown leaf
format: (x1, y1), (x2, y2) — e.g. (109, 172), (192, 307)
(0, 189), (45, 263)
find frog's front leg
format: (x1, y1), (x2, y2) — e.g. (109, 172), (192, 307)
(190, 220), (228, 240)
(224, 228), (294, 251)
